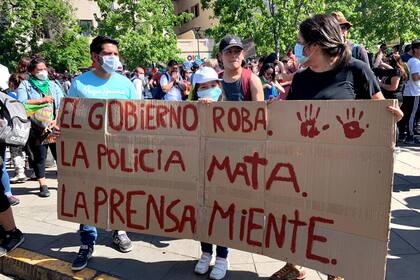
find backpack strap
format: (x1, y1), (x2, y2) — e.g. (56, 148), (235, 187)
(241, 67), (252, 101)
(164, 72), (170, 81)
(352, 44), (359, 59)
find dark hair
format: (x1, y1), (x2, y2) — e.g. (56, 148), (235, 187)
(168, 60), (178, 67)
(16, 57), (31, 74)
(263, 53), (278, 65)
(8, 73), (26, 90)
(28, 57), (46, 73)
(259, 63), (276, 80)
(90, 36), (119, 54)
(393, 45), (401, 52)
(379, 43), (387, 49)
(404, 44), (412, 53)
(299, 14), (351, 68)
(48, 66), (58, 80)
(389, 54), (408, 81)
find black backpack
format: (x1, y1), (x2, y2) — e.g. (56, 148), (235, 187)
(0, 91), (31, 146)
(150, 72), (170, 100)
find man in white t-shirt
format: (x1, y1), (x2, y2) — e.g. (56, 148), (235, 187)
(400, 39), (420, 144)
(160, 60), (186, 101)
(0, 64), (10, 91)
(131, 67), (146, 100)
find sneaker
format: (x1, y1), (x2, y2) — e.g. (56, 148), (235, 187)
(7, 195), (20, 206)
(71, 245), (94, 271)
(210, 257), (229, 280)
(270, 263), (307, 280)
(112, 231), (133, 252)
(10, 174), (27, 184)
(327, 276), (344, 280)
(39, 185), (50, 198)
(194, 253), (213, 274)
(1, 228), (24, 253)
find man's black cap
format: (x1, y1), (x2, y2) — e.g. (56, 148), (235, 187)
(219, 35), (243, 53)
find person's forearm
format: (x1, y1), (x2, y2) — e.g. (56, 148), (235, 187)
(273, 83), (285, 94)
(26, 98), (47, 105)
(381, 84), (393, 91)
(372, 91), (385, 100)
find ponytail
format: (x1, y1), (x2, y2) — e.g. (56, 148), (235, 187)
(334, 43), (352, 68)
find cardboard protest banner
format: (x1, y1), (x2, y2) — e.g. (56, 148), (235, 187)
(58, 98), (396, 280)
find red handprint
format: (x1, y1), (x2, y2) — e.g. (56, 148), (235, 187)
(296, 104), (330, 138)
(336, 107), (369, 139)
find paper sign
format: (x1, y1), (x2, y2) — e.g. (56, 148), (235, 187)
(57, 99), (396, 279)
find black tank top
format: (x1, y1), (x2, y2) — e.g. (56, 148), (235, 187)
(221, 78), (244, 101)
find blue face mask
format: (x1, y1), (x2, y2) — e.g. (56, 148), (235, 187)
(197, 87), (222, 101)
(101, 55), (120, 73)
(294, 43), (309, 65)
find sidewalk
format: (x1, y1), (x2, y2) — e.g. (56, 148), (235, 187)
(1, 144), (420, 280)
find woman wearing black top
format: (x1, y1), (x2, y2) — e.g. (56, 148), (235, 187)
(270, 13), (403, 280)
(379, 53), (408, 104)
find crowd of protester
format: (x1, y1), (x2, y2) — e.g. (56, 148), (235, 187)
(0, 10), (418, 280)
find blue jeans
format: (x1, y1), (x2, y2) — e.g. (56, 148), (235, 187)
(0, 145), (11, 196)
(79, 224), (97, 246)
(201, 242), (228, 259)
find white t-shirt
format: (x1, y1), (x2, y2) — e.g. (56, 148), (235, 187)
(404, 57), (420, 97)
(160, 72), (183, 101)
(0, 64), (10, 91)
(132, 77), (144, 100)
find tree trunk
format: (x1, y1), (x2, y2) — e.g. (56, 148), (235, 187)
(269, 0), (279, 58)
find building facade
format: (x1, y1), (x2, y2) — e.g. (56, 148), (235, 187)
(69, 0), (100, 36)
(70, 0), (216, 60)
(172, 0), (217, 38)
(172, 0), (217, 61)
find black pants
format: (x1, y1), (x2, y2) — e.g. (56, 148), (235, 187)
(398, 96), (420, 136)
(0, 147), (10, 212)
(28, 142), (57, 179)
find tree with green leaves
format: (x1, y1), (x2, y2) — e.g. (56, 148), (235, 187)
(0, 0), (91, 73)
(93, 0), (192, 70)
(354, 0), (420, 51)
(39, 29), (91, 74)
(201, 0), (324, 57)
(201, 0), (419, 56)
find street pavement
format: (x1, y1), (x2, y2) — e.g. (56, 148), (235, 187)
(1, 144), (420, 280)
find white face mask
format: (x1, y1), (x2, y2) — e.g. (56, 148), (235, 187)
(100, 55), (120, 73)
(35, 70), (49, 81)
